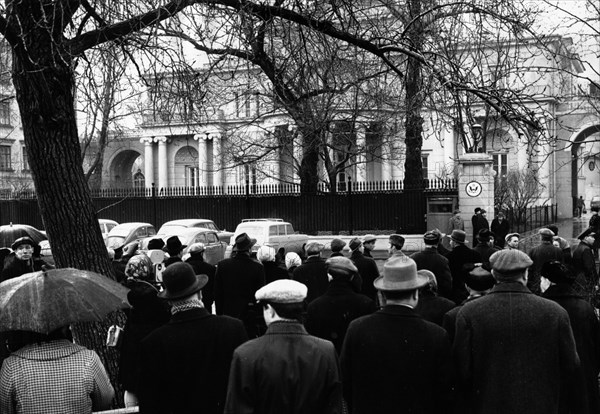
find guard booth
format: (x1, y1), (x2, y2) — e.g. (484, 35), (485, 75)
(426, 196), (457, 233)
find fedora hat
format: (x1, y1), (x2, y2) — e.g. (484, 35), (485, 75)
(373, 257), (429, 292)
(450, 229), (467, 244)
(233, 232), (257, 252)
(164, 236), (186, 254)
(158, 262), (208, 300)
(148, 238), (165, 250)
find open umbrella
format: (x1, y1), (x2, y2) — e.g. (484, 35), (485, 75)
(0, 224), (47, 248)
(0, 268), (130, 334)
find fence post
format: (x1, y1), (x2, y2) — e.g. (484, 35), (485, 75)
(348, 176), (353, 235)
(152, 183), (157, 227)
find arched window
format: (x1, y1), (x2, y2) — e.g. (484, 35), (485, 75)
(133, 169), (145, 188)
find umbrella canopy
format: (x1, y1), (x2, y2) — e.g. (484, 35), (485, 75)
(0, 268), (130, 334)
(0, 224), (47, 248)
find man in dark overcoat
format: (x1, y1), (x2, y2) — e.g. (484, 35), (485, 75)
(541, 260), (600, 414)
(528, 227), (564, 294)
(362, 234), (377, 258)
(572, 229), (599, 299)
(413, 270), (456, 326)
(138, 262), (248, 414)
(349, 237), (379, 303)
(340, 256), (454, 414)
(225, 279), (342, 414)
(490, 211), (510, 248)
(410, 230), (453, 300)
(445, 229), (482, 305)
(305, 257), (376, 353)
(330, 238), (346, 258)
(453, 249), (581, 414)
(185, 242), (216, 312)
(214, 233), (266, 337)
(293, 242), (329, 303)
(473, 229), (499, 265)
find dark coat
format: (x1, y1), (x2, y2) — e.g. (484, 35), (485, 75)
(572, 240), (598, 288)
(350, 250), (379, 302)
(138, 308), (248, 414)
(528, 241), (564, 294)
(453, 282), (581, 414)
(330, 252), (345, 258)
(543, 284), (600, 414)
(472, 244), (499, 265)
(410, 247), (453, 300)
(442, 294), (486, 343)
(185, 254), (217, 311)
(341, 305), (454, 414)
(305, 279), (377, 354)
(293, 256), (329, 303)
(1, 254), (47, 282)
(414, 291), (456, 327)
(445, 245), (482, 304)
(215, 252), (265, 336)
(261, 261), (289, 284)
(490, 218), (510, 248)
(118, 280), (170, 394)
(472, 215), (489, 245)
(225, 321), (342, 414)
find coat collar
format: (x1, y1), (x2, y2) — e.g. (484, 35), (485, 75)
(265, 320), (308, 335)
(325, 279), (357, 295)
(169, 307), (211, 324)
(542, 284), (582, 299)
(488, 281), (531, 294)
(305, 256), (325, 264)
(378, 305), (420, 317)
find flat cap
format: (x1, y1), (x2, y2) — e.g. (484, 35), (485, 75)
(423, 230), (441, 244)
(326, 256), (358, 277)
(363, 234), (377, 243)
(349, 237), (362, 251)
(305, 242), (324, 255)
(255, 279), (307, 304)
(489, 249), (533, 274)
(539, 228), (555, 239)
(187, 242), (205, 254)
(465, 265), (495, 291)
(389, 234), (405, 247)
(330, 238), (346, 252)
(505, 232), (520, 242)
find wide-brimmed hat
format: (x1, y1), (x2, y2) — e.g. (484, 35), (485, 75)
(148, 238), (165, 250)
(233, 233), (257, 252)
(11, 236), (37, 250)
(164, 236), (186, 254)
(373, 257), (429, 292)
(158, 262), (208, 300)
(349, 237), (362, 251)
(450, 229), (467, 244)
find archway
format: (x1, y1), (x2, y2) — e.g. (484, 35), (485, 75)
(571, 125), (600, 211)
(107, 150), (143, 188)
(174, 146), (199, 187)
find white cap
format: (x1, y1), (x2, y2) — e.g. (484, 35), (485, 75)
(255, 279), (307, 303)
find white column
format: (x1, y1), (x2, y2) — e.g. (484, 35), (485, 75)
(213, 133), (223, 189)
(356, 126), (367, 182)
(193, 134), (207, 186)
(382, 139), (393, 181)
(154, 136), (168, 189)
(140, 137), (154, 188)
(293, 132), (303, 185)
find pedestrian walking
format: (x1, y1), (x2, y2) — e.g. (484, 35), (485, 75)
(541, 261), (600, 414)
(341, 257), (454, 413)
(577, 195), (586, 217)
(138, 262), (248, 414)
(490, 211), (510, 248)
(445, 229), (482, 304)
(293, 242), (329, 303)
(448, 209), (464, 233)
(225, 279), (342, 414)
(453, 249), (581, 414)
(305, 257), (376, 353)
(528, 228), (564, 295)
(410, 230), (453, 300)
(215, 233), (266, 337)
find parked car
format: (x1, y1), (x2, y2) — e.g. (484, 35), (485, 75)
(139, 227), (227, 265)
(157, 219), (233, 242)
(105, 222), (156, 250)
(99, 219), (119, 242)
(591, 196), (600, 211)
(224, 218), (309, 258)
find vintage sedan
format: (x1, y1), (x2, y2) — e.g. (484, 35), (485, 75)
(157, 218), (233, 242)
(139, 227), (227, 265)
(105, 222), (156, 250)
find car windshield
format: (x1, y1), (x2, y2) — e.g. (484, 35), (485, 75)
(106, 236), (125, 249)
(235, 225), (266, 244)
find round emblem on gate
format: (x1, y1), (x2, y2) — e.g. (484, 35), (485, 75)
(465, 181), (482, 197)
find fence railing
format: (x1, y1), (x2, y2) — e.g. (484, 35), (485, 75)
(505, 204), (558, 234)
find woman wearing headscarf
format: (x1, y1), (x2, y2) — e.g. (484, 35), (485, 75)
(285, 252), (302, 278)
(257, 245), (288, 284)
(118, 253), (170, 408)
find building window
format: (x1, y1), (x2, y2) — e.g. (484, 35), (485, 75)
(185, 166), (200, 187)
(244, 93), (251, 118)
(421, 155), (429, 179)
(0, 145), (11, 170)
(133, 169), (145, 188)
(0, 101), (10, 126)
(21, 146), (29, 171)
(493, 153), (508, 184)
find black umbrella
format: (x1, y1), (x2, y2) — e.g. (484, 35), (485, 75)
(0, 224), (47, 248)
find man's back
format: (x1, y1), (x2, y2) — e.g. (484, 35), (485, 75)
(225, 321), (342, 414)
(139, 308), (247, 414)
(214, 254), (265, 317)
(293, 256), (329, 303)
(454, 283), (579, 414)
(341, 305), (453, 414)
(411, 248), (452, 299)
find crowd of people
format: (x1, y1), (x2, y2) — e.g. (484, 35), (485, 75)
(0, 214), (599, 413)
